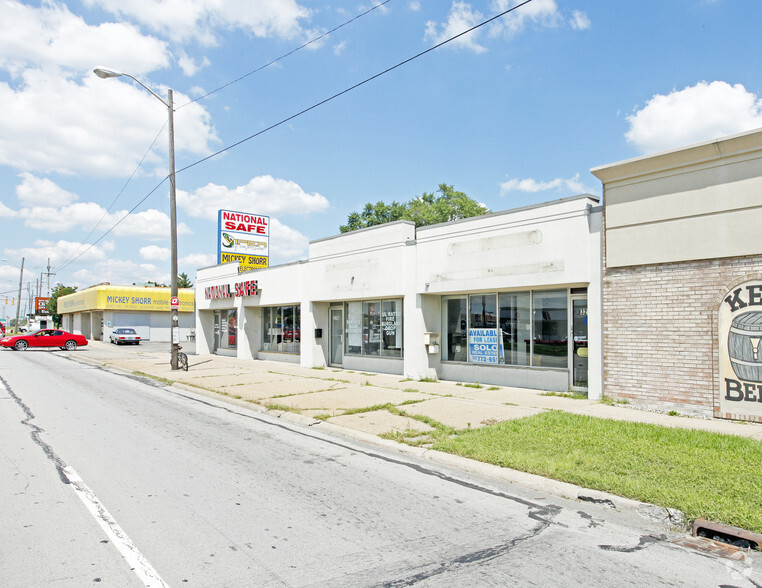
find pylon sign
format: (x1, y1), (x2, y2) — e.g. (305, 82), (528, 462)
(217, 209), (269, 271)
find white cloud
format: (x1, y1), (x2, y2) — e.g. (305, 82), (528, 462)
(0, 70), (217, 177)
(409, 1), (422, 11)
(180, 252), (216, 270)
(488, 0), (562, 38)
(178, 175), (330, 220)
(570, 10), (591, 31)
(71, 259), (164, 289)
(0, 0), (217, 178)
(4, 239), (110, 269)
(18, 202), (108, 232)
(500, 173), (586, 194)
(16, 173), (78, 206)
(177, 51), (210, 77)
(626, 81), (762, 154)
(0, 200), (18, 218)
(140, 245), (170, 261)
(113, 209), (192, 240)
(0, 0), (169, 76)
(425, 2), (486, 54)
(270, 218), (309, 261)
(84, 0), (312, 46)
(425, 0), (571, 54)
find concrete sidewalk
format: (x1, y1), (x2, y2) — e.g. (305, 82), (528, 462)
(75, 341), (762, 441)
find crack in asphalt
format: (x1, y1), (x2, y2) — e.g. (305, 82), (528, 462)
(1, 375), (70, 484)
(379, 506), (559, 587)
(599, 534), (666, 552)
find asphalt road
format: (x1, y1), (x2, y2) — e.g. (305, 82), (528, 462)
(1, 347), (760, 587)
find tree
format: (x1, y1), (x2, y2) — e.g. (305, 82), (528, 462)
(407, 184), (489, 226)
(178, 272), (194, 288)
(340, 184), (488, 233)
(340, 200), (408, 233)
(47, 284), (78, 327)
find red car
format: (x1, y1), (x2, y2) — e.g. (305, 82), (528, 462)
(0, 329), (88, 351)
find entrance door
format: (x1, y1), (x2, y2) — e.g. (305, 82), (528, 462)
(329, 308), (343, 366)
(571, 296), (588, 390)
(213, 312), (221, 353)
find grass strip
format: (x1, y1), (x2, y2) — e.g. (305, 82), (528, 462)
(433, 410), (762, 533)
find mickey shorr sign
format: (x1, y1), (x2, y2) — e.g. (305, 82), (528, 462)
(719, 280), (762, 419)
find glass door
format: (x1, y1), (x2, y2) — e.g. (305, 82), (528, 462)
(330, 307), (343, 366)
(571, 296), (588, 390)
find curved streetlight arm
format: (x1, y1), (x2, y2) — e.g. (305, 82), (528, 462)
(93, 67), (169, 108)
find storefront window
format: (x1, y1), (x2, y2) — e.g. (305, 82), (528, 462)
(443, 290), (570, 370)
(469, 294), (496, 329)
(443, 297), (467, 361)
(345, 299), (403, 358)
(499, 292), (530, 366)
(532, 290), (568, 368)
(262, 305), (300, 353)
(381, 300), (402, 357)
(346, 302), (362, 355)
(363, 301), (380, 355)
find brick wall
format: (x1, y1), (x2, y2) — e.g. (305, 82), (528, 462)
(603, 255), (762, 419)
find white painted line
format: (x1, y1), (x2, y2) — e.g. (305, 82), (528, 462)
(63, 466), (168, 588)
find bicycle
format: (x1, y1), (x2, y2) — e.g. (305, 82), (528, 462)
(174, 345), (189, 371)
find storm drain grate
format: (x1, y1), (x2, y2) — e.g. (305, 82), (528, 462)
(693, 519), (761, 550)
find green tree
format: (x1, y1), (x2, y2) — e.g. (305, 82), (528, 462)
(340, 184), (488, 232)
(407, 184), (488, 226)
(340, 200), (408, 232)
(47, 284), (78, 327)
(177, 272), (194, 288)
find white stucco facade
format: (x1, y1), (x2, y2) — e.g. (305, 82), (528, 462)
(195, 195), (603, 397)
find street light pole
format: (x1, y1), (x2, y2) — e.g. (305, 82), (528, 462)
(94, 67), (180, 369)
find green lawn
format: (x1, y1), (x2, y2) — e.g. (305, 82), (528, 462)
(433, 411), (762, 534)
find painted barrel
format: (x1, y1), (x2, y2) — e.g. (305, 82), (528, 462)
(729, 311), (762, 383)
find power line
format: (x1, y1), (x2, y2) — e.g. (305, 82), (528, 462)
(53, 2), (393, 277)
(176, 0), (534, 175)
(55, 0), (534, 278)
(54, 122), (167, 273)
(176, 0), (393, 111)
(53, 179), (168, 274)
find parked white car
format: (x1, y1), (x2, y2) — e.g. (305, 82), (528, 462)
(110, 328), (141, 345)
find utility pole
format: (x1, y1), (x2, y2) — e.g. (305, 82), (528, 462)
(41, 258), (55, 296)
(15, 258), (24, 333)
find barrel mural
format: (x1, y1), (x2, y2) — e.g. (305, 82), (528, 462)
(719, 281), (762, 419)
(728, 311), (762, 383)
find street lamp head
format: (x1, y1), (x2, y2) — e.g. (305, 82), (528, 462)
(93, 67), (123, 79)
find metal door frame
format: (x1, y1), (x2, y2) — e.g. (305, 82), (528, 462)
(329, 306), (344, 367)
(569, 294), (588, 392)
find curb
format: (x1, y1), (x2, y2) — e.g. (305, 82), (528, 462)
(72, 354), (689, 535)
(169, 379), (689, 535)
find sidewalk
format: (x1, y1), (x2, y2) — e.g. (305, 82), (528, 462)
(76, 341), (762, 441)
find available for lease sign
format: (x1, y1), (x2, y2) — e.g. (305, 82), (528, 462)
(218, 209), (269, 270)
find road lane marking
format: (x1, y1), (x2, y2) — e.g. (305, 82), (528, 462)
(64, 466), (169, 588)
(2, 375), (168, 587)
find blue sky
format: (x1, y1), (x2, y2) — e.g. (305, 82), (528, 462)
(1, 0), (761, 312)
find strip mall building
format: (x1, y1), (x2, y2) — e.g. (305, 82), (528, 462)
(196, 128), (762, 423)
